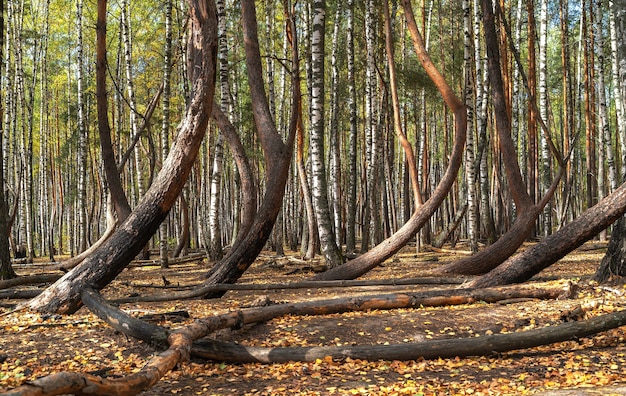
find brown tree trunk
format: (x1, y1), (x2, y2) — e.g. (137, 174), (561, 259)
(470, 181), (626, 288)
(21, 0), (218, 315)
(173, 193), (190, 257)
(311, 0), (467, 281)
(295, 83), (319, 260)
(436, 0), (562, 275)
(211, 106), (256, 248)
(201, 0), (297, 290)
(96, 0), (131, 222)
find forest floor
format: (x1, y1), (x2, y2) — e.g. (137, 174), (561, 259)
(3, 242), (626, 395)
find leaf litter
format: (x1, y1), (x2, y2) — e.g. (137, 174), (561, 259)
(2, 242), (626, 395)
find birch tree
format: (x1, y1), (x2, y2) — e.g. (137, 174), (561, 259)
(309, 0), (343, 268)
(463, 0), (478, 253)
(207, 0), (230, 262)
(538, 0), (552, 236)
(345, 0), (358, 256)
(328, 3), (342, 249)
(594, 0), (618, 194)
(361, 0), (380, 252)
(595, 0), (626, 282)
(159, 0), (174, 268)
(0, 0), (15, 279)
(76, 0), (88, 254)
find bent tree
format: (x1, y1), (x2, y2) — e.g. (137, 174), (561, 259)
(436, 0), (564, 276)
(470, 179), (626, 288)
(312, 0), (467, 281)
(23, 0), (218, 314)
(200, 0), (298, 290)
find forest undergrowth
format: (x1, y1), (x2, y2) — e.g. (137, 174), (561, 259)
(2, 242), (626, 395)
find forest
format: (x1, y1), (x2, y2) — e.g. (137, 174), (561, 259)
(2, 0), (626, 394)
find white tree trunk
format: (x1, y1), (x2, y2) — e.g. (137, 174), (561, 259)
(309, 0), (342, 268)
(539, 0), (552, 236)
(76, 0), (88, 254)
(159, 0), (174, 268)
(609, 0), (626, 179)
(463, 0), (478, 253)
(345, 0), (358, 255)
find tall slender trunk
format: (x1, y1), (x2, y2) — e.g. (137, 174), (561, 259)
(383, 0), (421, 212)
(297, 3), (318, 259)
(309, 0), (343, 268)
(539, 0), (552, 236)
(345, 0), (358, 255)
(527, 0), (538, 230)
(13, 0), (36, 262)
(38, 0), (51, 259)
(362, 0), (380, 253)
(583, 0), (597, 211)
(558, 0), (574, 227)
(159, 0), (174, 268)
(610, 1), (626, 178)
(76, 0), (88, 254)
(594, 0), (618, 193)
(477, 0), (497, 243)
(328, 3), (342, 249)
(121, 0), (144, 202)
(0, 0), (15, 279)
(463, 0), (478, 253)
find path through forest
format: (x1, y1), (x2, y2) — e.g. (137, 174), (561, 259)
(2, 243), (626, 395)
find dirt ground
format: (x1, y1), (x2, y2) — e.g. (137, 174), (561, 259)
(3, 242), (626, 395)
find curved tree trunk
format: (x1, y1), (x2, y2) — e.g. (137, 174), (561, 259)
(96, 0), (131, 223)
(470, 180), (626, 288)
(436, 0), (561, 275)
(201, 0), (297, 290)
(22, 0), (218, 315)
(211, 106), (256, 249)
(311, 0), (467, 281)
(296, 114), (318, 260)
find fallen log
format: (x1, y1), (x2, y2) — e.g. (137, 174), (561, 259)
(128, 252), (206, 268)
(81, 287), (169, 344)
(112, 276), (470, 303)
(0, 289), (42, 300)
(193, 308), (626, 362)
(4, 282), (571, 395)
(94, 284), (571, 350)
(0, 274), (61, 290)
